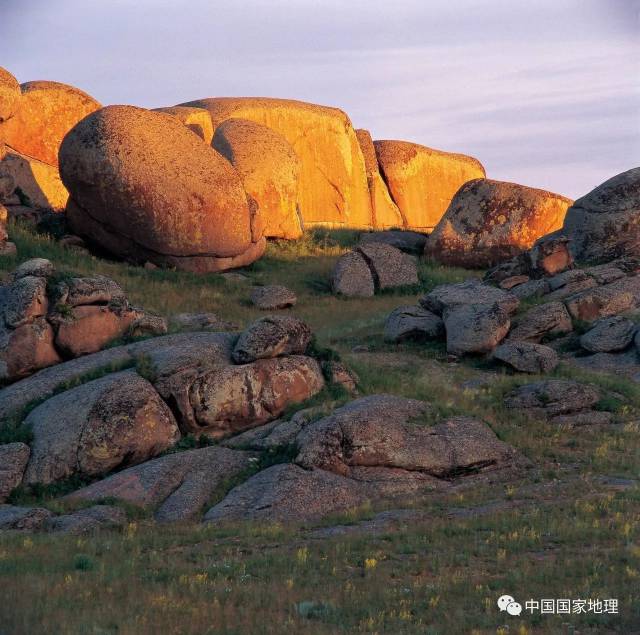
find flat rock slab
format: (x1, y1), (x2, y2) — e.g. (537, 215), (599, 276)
(420, 279), (519, 316)
(66, 446), (252, 523)
(508, 302), (573, 343)
(580, 316), (636, 353)
(203, 463), (371, 524)
(46, 505), (127, 534)
(504, 380), (601, 418)
(0, 504), (52, 532)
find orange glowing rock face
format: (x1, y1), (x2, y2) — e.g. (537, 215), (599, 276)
(213, 118), (303, 240)
(2, 80), (101, 167)
(374, 139), (486, 232)
(425, 178), (573, 268)
(178, 97), (374, 229)
(152, 106), (214, 145)
(0, 67), (21, 123)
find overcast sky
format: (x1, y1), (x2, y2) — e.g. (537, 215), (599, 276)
(2, 0), (638, 198)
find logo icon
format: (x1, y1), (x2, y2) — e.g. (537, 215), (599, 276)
(497, 595), (522, 616)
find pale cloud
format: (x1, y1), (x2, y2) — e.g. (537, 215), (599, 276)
(1, 0), (638, 198)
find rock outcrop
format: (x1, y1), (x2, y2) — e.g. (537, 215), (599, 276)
(492, 341), (559, 374)
(2, 80), (101, 167)
(60, 105), (265, 272)
(23, 370), (180, 485)
(178, 97), (373, 229)
(213, 118), (303, 239)
(383, 305), (444, 343)
(425, 179), (572, 268)
(561, 168), (640, 264)
(0, 67), (20, 123)
(67, 446), (252, 522)
(374, 140), (485, 231)
(249, 285), (297, 310)
(355, 129), (403, 229)
(232, 316), (312, 363)
(0, 443), (30, 501)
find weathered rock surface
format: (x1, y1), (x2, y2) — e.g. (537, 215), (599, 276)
(67, 446), (251, 523)
(127, 314), (168, 339)
(2, 275), (48, 328)
(188, 356), (325, 438)
(250, 285), (297, 310)
(359, 229), (428, 255)
(170, 312), (238, 332)
(0, 443), (30, 502)
(23, 370), (180, 485)
(564, 276), (640, 322)
(331, 251), (375, 297)
(528, 234), (574, 277)
(0, 505), (52, 531)
(213, 118), (302, 239)
(444, 303), (510, 355)
(2, 80), (101, 167)
(204, 463), (370, 524)
(296, 395), (519, 479)
(374, 140), (485, 231)
(0, 67), (20, 122)
(504, 380), (601, 418)
(357, 242), (418, 289)
(493, 341), (559, 373)
(232, 316), (312, 363)
(508, 302), (573, 342)
(12, 258), (54, 280)
(384, 305), (444, 342)
(420, 279), (519, 316)
(425, 179), (572, 268)
(46, 505), (126, 534)
(355, 130), (403, 229)
(179, 97), (373, 228)
(562, 168), (640, 264)
(580, 316), (636, 353)
(53, 304), (140, 357)
(0, 148), (69, 211)
(322, 361), (358, 393)
(60, 105), (265, 272)
(152, 106), (214, 143)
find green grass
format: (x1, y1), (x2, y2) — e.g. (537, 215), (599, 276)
(0, 223), (638, 634)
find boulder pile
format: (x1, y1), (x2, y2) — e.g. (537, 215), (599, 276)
(0, 258), (164, 382)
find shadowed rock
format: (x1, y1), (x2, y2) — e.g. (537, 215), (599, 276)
(232, 316), (312, 363)
(0, 443), (30, 502)
(250, 285), (297, 310)
(420, 280), (519, 316)
(0, 505), (52, 531)
(203, 463), (371, 524)
(384, 305), (444, 343)
(444, 303), (510, 355)
(508, 302), (572, 342)
(562, 168), (640, 264)
(357, 242), (418, 289)
(493, 341), (558, 373)
(580, 316), (637, 353)
(564, 276), (640, 322)
(46, 505), (126, 534)
(331, 251), (375, 297)
(359, 229), (427, 254)
(23, 370), (180, 485)
(67, 446), (252, 523)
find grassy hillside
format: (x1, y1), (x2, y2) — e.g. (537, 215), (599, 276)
(0, 223), (639, 634)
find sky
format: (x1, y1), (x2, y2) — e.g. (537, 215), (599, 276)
(1, 0), (639, 199)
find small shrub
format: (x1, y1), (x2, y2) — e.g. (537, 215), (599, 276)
(73, 554), (94, 571)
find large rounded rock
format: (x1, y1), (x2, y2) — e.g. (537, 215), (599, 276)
(178, 97), (373, 228)
(355, 129), (403, 229)
(384, 305), (444, 342)
(562, 168), (640, 264)
(0, 67), (20, 123)
(213, 118), (303, 239)
(2, 80), (101, 167)
(374, 140), (485, 231)
(443, 303), (510, 356)
(188, 356), (325, 438)
(507, 302), (573, 342)
(60, 105), (265, 272)
(425, 179), (572, 268)
(152, 105), (214, 143)
(23, 370), (180, 485)
(420, 279), (520, 316)
(331, 251), (375, 297)
(357, 242), (418, 289)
